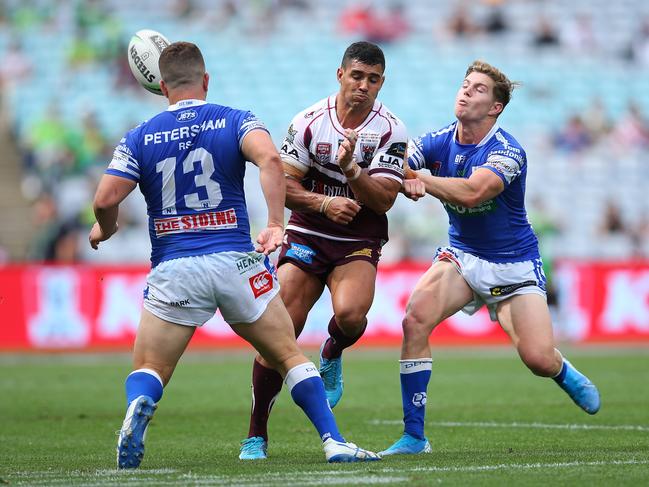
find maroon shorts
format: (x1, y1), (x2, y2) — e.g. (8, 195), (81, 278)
(278, 230), (382, 280)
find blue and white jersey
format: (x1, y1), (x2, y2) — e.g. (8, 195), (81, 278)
(408, 121), (539, 263)
(106, 99), (268, 267)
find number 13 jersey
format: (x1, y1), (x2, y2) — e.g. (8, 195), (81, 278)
(106, 99), (266, 267)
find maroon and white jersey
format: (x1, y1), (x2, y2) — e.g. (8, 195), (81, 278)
(280, 94), (407, 242)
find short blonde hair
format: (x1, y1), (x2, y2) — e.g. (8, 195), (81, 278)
(465, 60), (518, 109)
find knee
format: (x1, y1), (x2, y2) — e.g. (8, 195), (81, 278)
(334, 307), (368, 335)
(518, 347), (558, 377)
(401, 309), (434, 344)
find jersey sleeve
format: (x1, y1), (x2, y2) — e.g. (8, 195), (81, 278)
(407, 135), (427, 170)
(279, 112), (311, 175)
(408, 130), (445, 174)
(367, 119), (407, 184)
(481, 145), (525, 187)
(237, 111), (269, 149)
(105, 130), (141, 182)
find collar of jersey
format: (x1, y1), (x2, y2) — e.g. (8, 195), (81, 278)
(327, 94), (381, 134)
(167, 99), (207, 111)
(453, 121), (500, 148)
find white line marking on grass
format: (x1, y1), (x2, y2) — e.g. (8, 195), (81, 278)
(381, 458), (649, 474)
(10, 460), (649, 486)
(369, 419), (649, 432)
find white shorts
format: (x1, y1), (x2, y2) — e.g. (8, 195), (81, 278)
(434, 246), (547, 321)
(143, 251), (280, 326)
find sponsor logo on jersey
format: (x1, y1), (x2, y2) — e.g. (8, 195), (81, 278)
(430, 161), (442, 176)
(309, 180), (354, 198)
(377, 154), (403, 169)
(176, 109), (198, 122)
(315, 142), (331, 165)
(167, 299), (190, 307)
(454, 154), (466, 165)
(286, 243), (316, 264)
(386, 142), (407, 159)
(249, 270), (273, 298)
(490, 280), (537, 297)
(235, 253), (264, 274)
(443, 200), (497, 217)
(153, 209), (238, 236)
(345, 248), (373, 258)
(286, 124), (297, 144)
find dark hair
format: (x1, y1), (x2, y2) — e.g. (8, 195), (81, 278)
(159, 41), (205, 89)
(341, 41), (385, 71)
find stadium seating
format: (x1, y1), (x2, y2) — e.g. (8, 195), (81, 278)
(1, 0), (648, 261)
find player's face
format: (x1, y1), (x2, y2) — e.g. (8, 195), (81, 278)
(454, 72), (503, 122)
(337, 61), (385, 111)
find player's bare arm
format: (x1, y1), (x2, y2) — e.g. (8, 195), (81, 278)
(242, 129), (285, 254)
(417, 166), (504, 208)
(89, 174), (137, 249)
(283, 161), (361, 225)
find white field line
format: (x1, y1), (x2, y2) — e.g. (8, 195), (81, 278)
(369, 419), (649, 432)
(10, 460), (649, 487)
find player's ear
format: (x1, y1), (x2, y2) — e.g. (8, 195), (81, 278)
(336, 67), (343, 83)
(203, 72), (209, 93)
(489, 101), (503, 117)
(160, 79), (169, 99)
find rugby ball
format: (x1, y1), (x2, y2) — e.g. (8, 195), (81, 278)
(127, 29), (171, 95)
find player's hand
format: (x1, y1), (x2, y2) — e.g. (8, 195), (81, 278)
(324, 197), (361, 224)
(88, 222), (118, 249)
(401, 178), (426, 201)
(255, 224), (284, 255)
(336, 129), (358, 170)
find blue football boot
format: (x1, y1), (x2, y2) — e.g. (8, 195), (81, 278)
(319, 340), (343, 408)
(239, 436), (268, 460)
(378, 433), (432, 456)
(556, 359), (601, 414)
(116, 395), (157, 469)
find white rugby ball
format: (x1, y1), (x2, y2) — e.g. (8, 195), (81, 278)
(127, 29), (171, 95)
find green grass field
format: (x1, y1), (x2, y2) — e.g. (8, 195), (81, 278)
(1, 347), (648, 486)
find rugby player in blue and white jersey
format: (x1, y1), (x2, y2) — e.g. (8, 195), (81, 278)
(380, 61), (601, 456)
(88, 41), (380, 468)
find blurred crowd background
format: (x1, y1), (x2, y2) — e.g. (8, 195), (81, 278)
(0, 0), (648, 273)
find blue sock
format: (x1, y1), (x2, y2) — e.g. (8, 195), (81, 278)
(552, 360), (568, 384)
(125, 368), (164, 407)
(400, 359), (432, 440)
(285, 362), (345, 443)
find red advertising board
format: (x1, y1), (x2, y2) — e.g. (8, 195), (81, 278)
(0, 261), (648, 350)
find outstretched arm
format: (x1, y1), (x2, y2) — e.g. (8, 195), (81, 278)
(417, 167), (504, 208)
(242, 129), (285, 255)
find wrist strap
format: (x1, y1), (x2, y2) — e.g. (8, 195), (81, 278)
(319, 196), (334, 214)
(346, 164), (362, 181)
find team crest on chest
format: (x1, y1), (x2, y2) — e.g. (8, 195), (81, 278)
(358, 132), (381, 164)
(315, 142), (332, 165)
